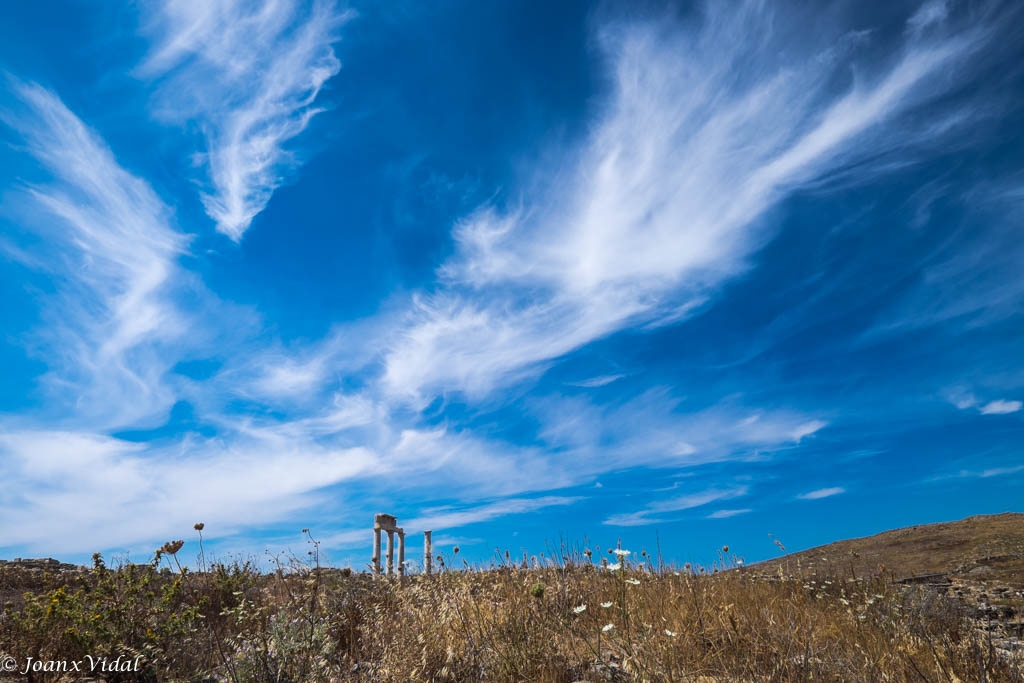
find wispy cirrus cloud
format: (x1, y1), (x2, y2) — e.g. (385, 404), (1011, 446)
(944, 387), (1022, 415)
(137, 0), (351, 240)
(408, 497), (582, 532)
(604, 486), (749, 527)
(566, 374), (627, 389)
(534, 389), (826, 473)
(0, 428), (379, 554)
(0, 84), (382, 553)
(944, 387), (980, 410)
(2, 0), (1017, 563)
(0, 78), (568, 547)
(796, 487), (846, 501)
(0, 80), (189, 429)
(707, 509), (752, 519)
(927, 462), (1024, 483)
(979, 399), (1021, 415)
(382, 1), (989, 404)
(959, 464), (1024, 478)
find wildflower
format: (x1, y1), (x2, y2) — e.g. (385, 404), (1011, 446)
(573, 604), (587, 614)
(625, 578), (641, 585)
(607, 562), (622, 571)
(664, 629), (678, 637)
(736, 559), (744, 566)
(453, 546), (460, 554)
(194, 522), (205, 531)
(722, 545), (729, 553)
(613, 548), (630, 556)
(160, 540), (184, 555)
(602, 623), (614, 632)
(600, 602), (613, 608)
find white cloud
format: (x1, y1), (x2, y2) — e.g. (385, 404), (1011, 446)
(979, 465), (1024, 477)
(408, 497), (582, 532)
(534, 389), (827, 474)
(907, 0), (950, 36)
(566, 374), (627, 388)
(791, 420), (828, 441)
(1, 81), (191, 430)
(929, 463), (1024, 482)
(0, 429), (379, 554)
(873, 181), (1024, 335)
(138, 0), (351, 240)
(945, 388), (1021, 415)
(604, 486), (749, 527)
(945, 387), (980, 410)
(979, 399), (1022, 415)
(1, 2), (1001, 559)
(381, 2), (985, 403)
(707, 508), (752, 519)
(796, 487), (846, 500)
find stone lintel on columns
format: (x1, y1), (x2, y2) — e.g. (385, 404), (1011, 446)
(374, 513), (398, 532)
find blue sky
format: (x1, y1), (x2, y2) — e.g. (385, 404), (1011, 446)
(1, 0), (1022, 570)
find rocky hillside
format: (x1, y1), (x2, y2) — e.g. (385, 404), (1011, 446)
(750, 512), (1024, 587)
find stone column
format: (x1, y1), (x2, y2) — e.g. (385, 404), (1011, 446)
(386, 530), (395, 576)
(397, 528), (406, 576)
(424, 530), (432, 575)
(372, 527), (381, 576)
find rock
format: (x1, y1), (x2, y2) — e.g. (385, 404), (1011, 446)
(0, 558), (80, 572)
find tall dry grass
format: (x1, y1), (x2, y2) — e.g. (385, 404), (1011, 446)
(1, 539), (1021, 681)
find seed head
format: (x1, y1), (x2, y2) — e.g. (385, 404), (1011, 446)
(160, 540), (184, 555)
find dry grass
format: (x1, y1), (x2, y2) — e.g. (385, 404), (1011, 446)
(1, 537), (1022, 682)
(754, 513), (1024, 588)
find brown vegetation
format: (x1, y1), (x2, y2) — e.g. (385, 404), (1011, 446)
(0, 518), (1022, 681)
(753, 513), (1024, 588)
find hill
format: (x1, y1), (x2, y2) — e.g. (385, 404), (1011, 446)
(751, 512), (1024, 587)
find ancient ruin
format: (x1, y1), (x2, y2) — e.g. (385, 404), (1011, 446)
(372, 513), (433, 576)
(372, 513), (401, 576)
